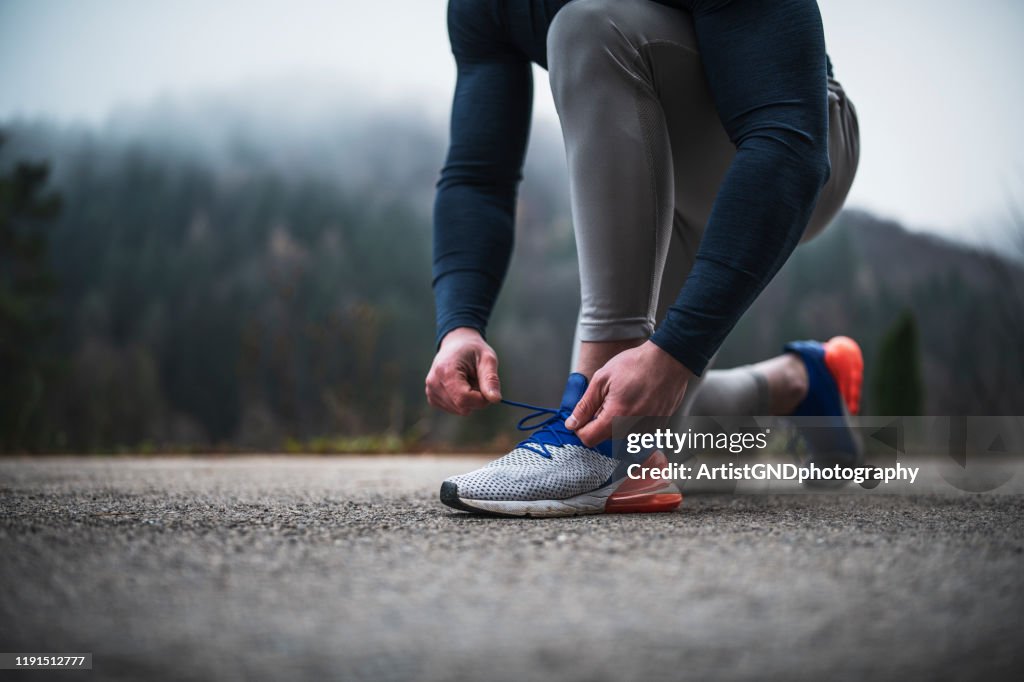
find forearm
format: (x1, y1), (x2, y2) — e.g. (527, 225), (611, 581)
(432, 181), (516, 344)
(650, 143), (828, 373)
(651, 0), (831, 375)
(432, 0), (533, 345)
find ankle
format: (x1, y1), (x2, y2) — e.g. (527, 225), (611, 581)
(574, 338), (645, 378)
(775, 353), (810, 414)
(753, 353), (809, 415)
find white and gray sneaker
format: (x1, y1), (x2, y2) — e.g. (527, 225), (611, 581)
(440, 373), (682, 517)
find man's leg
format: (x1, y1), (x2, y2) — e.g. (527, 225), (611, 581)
(551, 0), (864, 492)
(553, 0), (859, 415)
(550, 0), (687, 377)
(683, 355), (806, 417)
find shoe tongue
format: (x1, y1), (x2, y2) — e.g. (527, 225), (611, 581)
(560, 373), (589, 412)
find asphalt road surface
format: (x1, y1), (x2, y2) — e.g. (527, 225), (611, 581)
(2, 456), (1023, 681)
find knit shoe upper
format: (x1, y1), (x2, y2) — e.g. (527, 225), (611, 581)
(443, 373), (618, 502)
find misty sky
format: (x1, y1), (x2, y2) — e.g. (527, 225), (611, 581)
(1, 0), (1022, 241)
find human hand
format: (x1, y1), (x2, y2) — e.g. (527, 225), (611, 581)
(564, 341), (692, 446)
(425, 327), (502, 416)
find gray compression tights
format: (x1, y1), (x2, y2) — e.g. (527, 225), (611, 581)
(553, 0), (860, 417)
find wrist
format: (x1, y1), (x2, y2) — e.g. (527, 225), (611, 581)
(643, 340), (695, 381)
(440, 326), (484, 349)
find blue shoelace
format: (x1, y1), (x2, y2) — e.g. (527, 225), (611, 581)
(500, 398), (578, 459)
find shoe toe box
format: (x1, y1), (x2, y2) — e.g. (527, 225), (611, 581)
(443, 450), (616, 501)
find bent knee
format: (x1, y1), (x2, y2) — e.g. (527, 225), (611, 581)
(548, 0), (698, 97)
(548, 0), (622, 62)
(549, 0), (649, 84)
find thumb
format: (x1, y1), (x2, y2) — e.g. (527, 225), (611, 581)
(476, 351), (502, 403)
(565, 376), (604, 431)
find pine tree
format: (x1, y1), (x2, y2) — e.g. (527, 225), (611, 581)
(0, 134), (62, 451)
(871, 309), (924, 415)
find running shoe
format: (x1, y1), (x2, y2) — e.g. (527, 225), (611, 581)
(784, 336), (865, 486)
(440, 373), (683, 517)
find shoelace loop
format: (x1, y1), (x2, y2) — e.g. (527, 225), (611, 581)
(500, 398), (574, 459)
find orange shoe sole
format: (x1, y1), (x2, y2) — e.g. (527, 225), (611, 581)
(823, 335), (864, 415)
(605, 450), (683, 513)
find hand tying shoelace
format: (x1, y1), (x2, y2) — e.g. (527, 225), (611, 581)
(440, 373), (680, 516)
(500, 399), (579, 459)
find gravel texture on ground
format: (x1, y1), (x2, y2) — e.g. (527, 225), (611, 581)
(1, 456), (1022, 681)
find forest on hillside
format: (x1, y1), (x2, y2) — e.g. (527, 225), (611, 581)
(1, 103), (1022, 453)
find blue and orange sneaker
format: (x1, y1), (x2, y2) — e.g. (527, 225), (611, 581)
(440, 373), (682, 517)
(784, 336), (865, 486)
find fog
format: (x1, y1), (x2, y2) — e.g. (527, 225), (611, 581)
(2, 0), (1023, 242)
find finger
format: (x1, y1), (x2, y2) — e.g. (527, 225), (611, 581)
(425, 375), (442, 407)
(475, 352), (502, 403)
(452, 389), (490, 414)
(575, 406), (615, 447)
(443, 372), (490, 414)
(427, 368), (470, 416)
(565, 376), (605, 430)
(426, 382), (460, 415)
